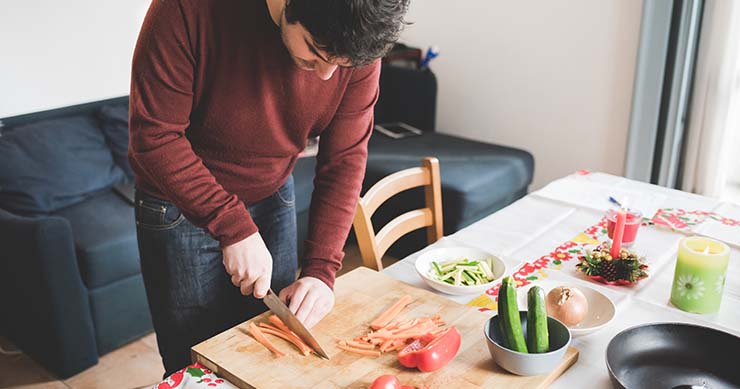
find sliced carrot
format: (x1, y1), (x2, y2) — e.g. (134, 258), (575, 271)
(257, 325), (312, 356)
(267, 316), (310, 342)
(383, 331), (434, 340)
(368, 329), (393, 338)
(391, 339), (407, 351)
(258, 322), (313, 356)
(370, 320), (439, 341)
(258, 322), (282, 332)
(430, 327), (448, 336)
(336, 343), (381, 357)
(247, 322), (285, 358)
(370, 295), (414, 330)
(268, 315), (297, 337)
(266, 316), (315, 351)
(388, 318), (417, 333)
(339, 314), (452, 358)
(379, 339), (401, 353)
(393, 339), (410, 351)
(345, 340), (376, 350)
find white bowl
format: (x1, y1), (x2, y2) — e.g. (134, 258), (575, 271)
(516, 280), (615, 336)
(415, 246), (506, 296)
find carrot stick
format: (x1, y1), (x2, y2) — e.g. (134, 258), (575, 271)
(370, 295), (414, 330)
(380, 338), (405, 352)
(379, 339), (395, 352)
(389, 318), (418, 333)
(336, 343), (382, 357)
(382, 332), (432, 340)
(267, 315), (297, 336)
(345, 340), (376, 350)
(267, 316), (314, 350)
(268, 315), (299, 338)
(258, 322), (313, 355)
(258, 322), (283, 332)
(247, 322), (285, 358)
(258, 325), (312, 356)
(267, 316), (313, 344)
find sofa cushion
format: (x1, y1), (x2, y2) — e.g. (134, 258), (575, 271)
(0, 116), (126, 214)
(366, 132), (534, 232)
(97, 104), (135, 179)
(88, 274), (152, 354)
(54, 191), (140, 289)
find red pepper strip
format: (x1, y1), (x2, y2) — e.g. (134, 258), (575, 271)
(397, 326), (461, 372)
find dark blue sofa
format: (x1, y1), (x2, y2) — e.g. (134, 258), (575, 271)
(0, 97), (152, 378)
(0, 66), (532, 378)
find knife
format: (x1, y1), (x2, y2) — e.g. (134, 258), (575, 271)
(263, 289), (330, 360)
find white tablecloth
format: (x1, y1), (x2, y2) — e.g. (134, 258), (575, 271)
(382, 172), (740, 388)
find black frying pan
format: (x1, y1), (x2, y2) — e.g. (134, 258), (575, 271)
(606, 323), (740, 389)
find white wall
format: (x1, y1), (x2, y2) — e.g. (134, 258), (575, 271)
(0, 0), (643, 190)
(401, 1), (644, 189)
(0, 0), (150, 117)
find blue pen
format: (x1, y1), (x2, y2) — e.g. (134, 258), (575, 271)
(609, 196), (622, 207)
(419, 46), (439, 69)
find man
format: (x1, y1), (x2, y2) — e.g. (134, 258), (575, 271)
(129, 0), (409, 374)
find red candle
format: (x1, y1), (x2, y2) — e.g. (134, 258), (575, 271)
(610, 208), (627, 258)
(607, 209), (642, 247)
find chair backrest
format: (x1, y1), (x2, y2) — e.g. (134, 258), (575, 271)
(353, 157), (443, 270)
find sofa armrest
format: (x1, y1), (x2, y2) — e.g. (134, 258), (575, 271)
(0, 208), (98, 378)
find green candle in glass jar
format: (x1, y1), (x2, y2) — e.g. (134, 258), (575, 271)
(670, 236), (730, 314)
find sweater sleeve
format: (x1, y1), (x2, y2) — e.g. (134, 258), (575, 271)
(128, 0), (257, 247)
(299, 61), (381, 289)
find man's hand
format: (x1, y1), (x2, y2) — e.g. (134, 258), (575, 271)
(222, 233), (273, 298)
(278, 277), (335, 329)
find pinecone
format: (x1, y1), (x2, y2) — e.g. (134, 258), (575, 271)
(598, 260), (618, 281)
(615, 258), (648, 282)
(577, 246), (648, 284)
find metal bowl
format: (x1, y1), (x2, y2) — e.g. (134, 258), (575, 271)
(606, 323), (740, 389)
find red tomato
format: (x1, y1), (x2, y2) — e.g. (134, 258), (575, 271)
(370, 375), (402, 389)
(397, 327), (461, 372)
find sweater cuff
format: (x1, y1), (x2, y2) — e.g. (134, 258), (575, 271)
(208, 205), (258, 248)
(300, 240), (344, 289)
(300, 259), (341, 290)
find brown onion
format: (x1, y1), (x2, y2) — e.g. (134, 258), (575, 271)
(546, 286), (589, 326)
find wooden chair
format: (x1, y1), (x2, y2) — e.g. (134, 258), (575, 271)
(353, 157), (443, 270)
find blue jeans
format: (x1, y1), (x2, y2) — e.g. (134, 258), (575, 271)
(135, 176), (297, 376)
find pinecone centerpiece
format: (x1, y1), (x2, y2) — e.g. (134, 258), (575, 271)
(576, 244), (648, 285)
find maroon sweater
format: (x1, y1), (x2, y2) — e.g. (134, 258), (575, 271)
(129, 0), (379, 289)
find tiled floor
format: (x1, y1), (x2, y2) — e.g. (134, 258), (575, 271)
(0, 244), (397, 389)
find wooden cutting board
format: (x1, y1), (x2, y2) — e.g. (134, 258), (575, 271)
(192, 267), (578, 388)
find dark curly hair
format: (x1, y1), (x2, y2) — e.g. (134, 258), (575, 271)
(284, 0), (410, 67)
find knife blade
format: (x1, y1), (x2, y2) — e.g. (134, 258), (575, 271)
(263, 289), (330, 360)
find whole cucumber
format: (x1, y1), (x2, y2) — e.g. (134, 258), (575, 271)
(497, 279), (512, 349)
(500, 277), (528, 353)
(526, 286), (550, 353)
